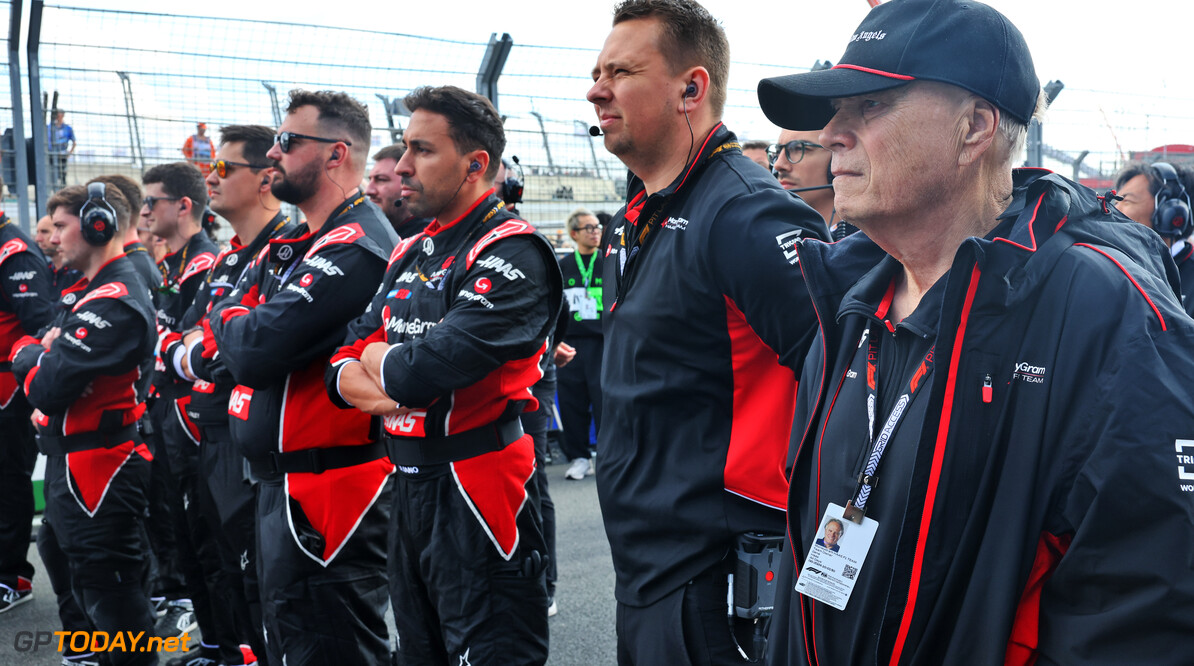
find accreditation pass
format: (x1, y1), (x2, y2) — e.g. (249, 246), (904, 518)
(794, 502), (879, 611)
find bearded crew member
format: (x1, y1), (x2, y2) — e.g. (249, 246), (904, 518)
(328, 85), (561, 665)
(203, 90), (397, 665)
(10, 184), (157, 664)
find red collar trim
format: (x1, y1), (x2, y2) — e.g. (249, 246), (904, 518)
(424, 188), (497, 238)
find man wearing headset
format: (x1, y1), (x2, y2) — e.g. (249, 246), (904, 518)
(1115, 161), (1194, 316)
(366, 143), (428, 238)
(770, 128), (837, 233)
(10, 184), (158, 664)
(168, 124), (295, 666)
(202, 89), (397, 664)
(328, 84), (560, 664)
(588, 0), (827, 661)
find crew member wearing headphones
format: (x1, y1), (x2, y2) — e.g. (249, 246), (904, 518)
(1115, 160), (1194, 315)
(329, 85), (561, 665)
(769, 128), (850, 238)
(10, 184), (158, 664)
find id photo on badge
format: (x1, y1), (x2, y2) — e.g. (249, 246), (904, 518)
(795, 503), (879, 611)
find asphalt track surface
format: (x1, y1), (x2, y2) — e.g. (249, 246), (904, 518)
(0, 456), (618, 665)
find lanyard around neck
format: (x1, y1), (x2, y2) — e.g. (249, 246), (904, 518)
(574, 250), (597, 287)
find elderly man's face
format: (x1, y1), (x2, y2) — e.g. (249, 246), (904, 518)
(820, 82), (972, 227)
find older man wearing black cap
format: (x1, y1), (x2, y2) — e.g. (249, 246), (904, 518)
(759, 1), (1194, 664)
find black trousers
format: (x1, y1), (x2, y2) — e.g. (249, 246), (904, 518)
(389, 435), (549, 664)
(159, 400), (236, 656)
(522, 367), (558, 596)
(44, 451), (157, 666)
(0, 414), (37, 590)
(616, 560), (756, 666)
(556, 336), (603, 462)
(256, 474), (391, 665)
(143, 401), (188, 602)
(201, 424), (266, 665)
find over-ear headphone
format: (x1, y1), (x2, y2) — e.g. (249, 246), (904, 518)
(1152, 162), (1192, 239)
(684, 82), (697, 98)
(468, 160), (482, 173)
(79, 182), (117, 246)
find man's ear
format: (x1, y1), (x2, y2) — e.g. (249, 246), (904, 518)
(958, 98), (999, 167)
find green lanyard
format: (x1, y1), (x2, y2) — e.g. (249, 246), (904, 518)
(574, 250), (597, 288)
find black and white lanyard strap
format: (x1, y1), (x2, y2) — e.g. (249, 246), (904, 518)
(843, 323), (935, 523)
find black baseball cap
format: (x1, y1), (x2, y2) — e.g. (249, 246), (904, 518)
(758, 0), (1039, 130)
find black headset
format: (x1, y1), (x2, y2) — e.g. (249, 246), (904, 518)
(499, 156), (524, 206)
(1152, 162), (1192, 239)
(79, 182), (117, 246)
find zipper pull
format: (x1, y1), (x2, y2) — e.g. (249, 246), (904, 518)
(982, 374), (993, 403)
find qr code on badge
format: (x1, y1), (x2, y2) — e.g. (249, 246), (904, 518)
(842, 565), (858, 580)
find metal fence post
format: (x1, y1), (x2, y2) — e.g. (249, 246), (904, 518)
(476, 32), (512, 113)
(26, 0), (47, 214)
(7, 0), (30, 229)
(116, 71), (145, 176)
(262, 82), (281, 128)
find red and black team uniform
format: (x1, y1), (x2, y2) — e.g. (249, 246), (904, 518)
(599, 124), (828, 662)
(205, 193), (396, 665)
(172, 213), (292, 664)
(328, 190), (562, 664)
(0, 214), (53, 613)
(47, 261), (83, 302)
(124, 239), (162, 308)
(10, 255), (157, 665)
(147, 230), (223, 646)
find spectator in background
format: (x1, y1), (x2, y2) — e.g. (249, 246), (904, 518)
(770, 129), (839, 233)
(47, 110), (75, 190)
(557, 207), (603, 481)
(366, 143), (428, 238)
(588, 0), (827, 661)
(741, 139), (771, 170)
(182, 123), (215, 178)
(1115, 161), (1194, 316)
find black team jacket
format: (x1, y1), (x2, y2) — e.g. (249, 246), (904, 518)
(772, 169), (1194, 665)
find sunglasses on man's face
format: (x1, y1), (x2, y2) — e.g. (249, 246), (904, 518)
(210, 159), (270, 179)
(273, 131), (352, 154)
(142, 195), (181, 210)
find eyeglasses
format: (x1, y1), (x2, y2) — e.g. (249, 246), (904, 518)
(210, 159), (270, 178)
(142, 195), (181, 209)
(767, 140), (824, 165)
(574, 224), (602, 234)
(273, 131), (352, 153)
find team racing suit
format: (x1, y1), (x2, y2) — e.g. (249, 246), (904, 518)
(0, 214), (53, 607)
(205, 193), (397, 665)
(10, 255), (157, 665)
(770, 169), (1194, 665)
(327, 190), (562, 665)
(599, 123), (828, 663)
(165, 213), (292, 664)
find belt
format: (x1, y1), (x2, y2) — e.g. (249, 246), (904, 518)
(38, 423), (141, 456)
(385, 419), (523, 466)
(248, 441), (388, 478)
